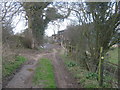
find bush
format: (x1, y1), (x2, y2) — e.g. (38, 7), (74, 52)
(86, 72), (98, 80)
(67, 61), (77, 67)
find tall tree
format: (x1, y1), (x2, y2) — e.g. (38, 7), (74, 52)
(85, 2), (119, 69)
(23, 2), (71, 49)
(62, 2), (119, 72)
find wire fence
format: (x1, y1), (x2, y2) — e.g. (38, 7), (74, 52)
(103, 60), (118, 88)
(61, 43), (118, 87)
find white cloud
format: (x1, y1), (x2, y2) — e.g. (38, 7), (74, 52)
(45, 19), (70, 36)
(12, 14), (27, 34)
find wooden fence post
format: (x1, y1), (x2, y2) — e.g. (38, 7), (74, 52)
(75, 45), (78, 61)
(66, 43), (68, 56)
(98, 47), (104, 87)
(71, 45), (72, 57)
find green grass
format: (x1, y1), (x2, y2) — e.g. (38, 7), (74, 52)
(108, 47), (118, 64)
(33, 58), (56, 88)
(60, 53), (118, 88)
(60, 54), (100, 88)
(3, 56), (26, 77)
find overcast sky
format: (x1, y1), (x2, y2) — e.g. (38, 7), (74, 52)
(13, 17), (70, 36)
(13, 9), (78, 36)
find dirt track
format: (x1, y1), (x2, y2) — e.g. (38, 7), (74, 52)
(6, 53), (45, 88)
(4, 44), (79, 88)
(52, 49), (79, 88)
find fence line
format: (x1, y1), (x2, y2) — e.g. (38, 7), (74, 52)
(61, 43), (118, 87)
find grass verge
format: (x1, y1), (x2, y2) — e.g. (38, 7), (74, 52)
(107, 47), (118, 64)
(60, 54), (99, 88)
(3, 56), (26, 77)
(33, 58), (56, 88)
(60, 53), (117, 88)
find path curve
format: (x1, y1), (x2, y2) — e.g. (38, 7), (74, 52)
(5, 44), (80, 88)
